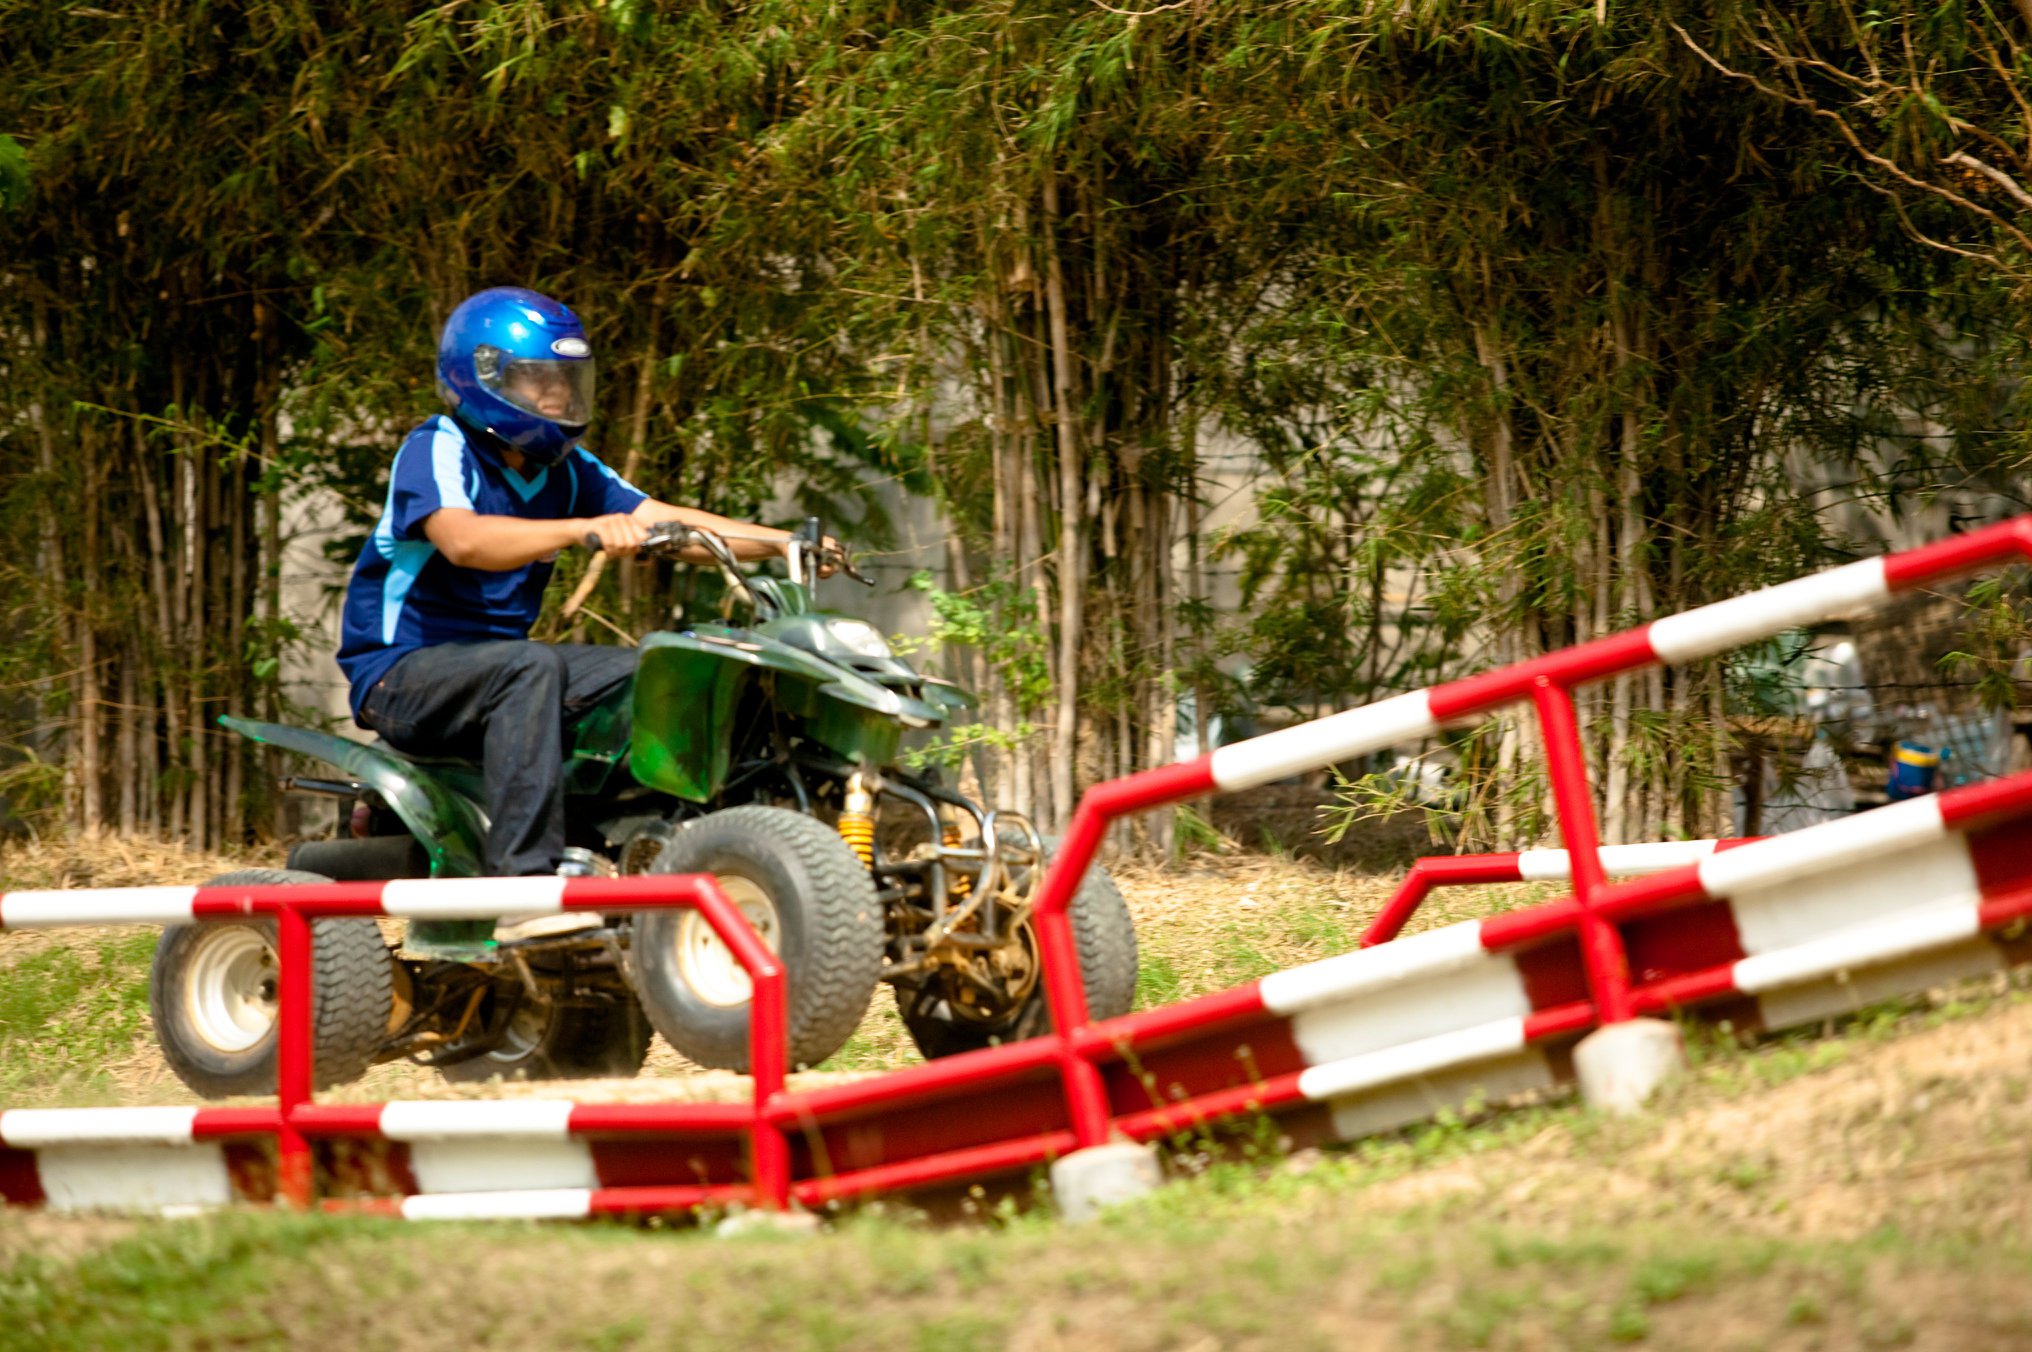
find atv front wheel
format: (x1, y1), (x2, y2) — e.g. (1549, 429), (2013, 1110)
(150, 868), (395, 1098)
(627, 806), (884, 1072)
(899, 855), (1138, 1060)
(437, 995), (651, 1084)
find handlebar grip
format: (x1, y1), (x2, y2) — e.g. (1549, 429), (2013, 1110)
(828, 549), (876, 586)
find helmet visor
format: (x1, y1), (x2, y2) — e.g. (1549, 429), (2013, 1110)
(476, 347), (596, 426)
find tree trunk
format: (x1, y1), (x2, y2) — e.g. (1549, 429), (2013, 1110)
(618, 337), (658, 628)
(117, 656), (137, 835)
(1015, 323), (1051, 826)
(1472, 319), (1540, 845)
(225, 439), (248, 841)
(78, 422), (101, 836)
(260, 400), (283, 837)
(1042, 171), (1084, 835)
(136, 412), (183, 840)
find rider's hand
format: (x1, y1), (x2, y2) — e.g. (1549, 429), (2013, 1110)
(584, 513), (650, 558)
(776, 532), (841, 573)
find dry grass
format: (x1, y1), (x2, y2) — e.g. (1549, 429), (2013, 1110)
(0, 833), (263, 891)
(0, 835), (260, 963)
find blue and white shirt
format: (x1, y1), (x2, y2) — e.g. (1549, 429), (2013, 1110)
(337, 415), (648, 718)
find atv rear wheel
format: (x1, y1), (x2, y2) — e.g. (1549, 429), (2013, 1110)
(150, 868), (395, 1098)
(437, 995), (651, 1084)
(899, 854), (1138, 1060)
(627, 806), (884, 1072)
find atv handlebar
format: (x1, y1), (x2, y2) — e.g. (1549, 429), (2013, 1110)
(578, 518), (875, 588)
(788, 517), (876, 588)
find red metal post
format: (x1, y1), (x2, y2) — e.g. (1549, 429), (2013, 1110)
(1362, 855), (1537, 946)
(273, 905), (315, 1209)
(1362, 861), (1436, 948)
(1033, 800), (1116, 1151)
(1426, 628), (1659, 725)
(1529, 678), (1636, 1024)
(1029, 759), (1217, 1151)
(1881, 516), (2032, 591)
(691, 875), (791, 1211)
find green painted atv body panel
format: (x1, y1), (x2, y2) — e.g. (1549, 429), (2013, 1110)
(218, 715), (499, 957)
(222, 575), (979, 864)
(219, 716), (489, 879)
(563, 680), (635, 796)
(627, 622), (946, 802)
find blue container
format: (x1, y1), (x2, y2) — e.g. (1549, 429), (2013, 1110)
(1886, 740), (1942, 801)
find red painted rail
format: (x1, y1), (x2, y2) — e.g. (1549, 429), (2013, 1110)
(0, 873), (787, 1213)
(1024, 514), (2032, 1149)
(1359, 839), (1758, 947)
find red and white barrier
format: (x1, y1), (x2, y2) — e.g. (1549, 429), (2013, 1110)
(7, 517), (2032, 1218)
(0, 874), (601, 930)
(1359, 839), (1751, 947)
(0, 872), (789, 1217)
(0, 1108), (255, 1214)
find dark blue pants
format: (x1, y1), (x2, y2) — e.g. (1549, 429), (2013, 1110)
(355, 641), (636, 876)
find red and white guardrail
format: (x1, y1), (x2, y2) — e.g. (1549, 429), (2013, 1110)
(6, 516), (2032, 1218)
(1358, 838), (1755, 947)
(0, 873), (787, 1217)
(1023, 515), (2032, 1150)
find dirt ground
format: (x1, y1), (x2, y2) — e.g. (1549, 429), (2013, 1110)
(1361, 990), (2032, 1246)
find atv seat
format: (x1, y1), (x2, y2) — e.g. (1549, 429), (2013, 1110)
(370, 738), (482, 773)
(368, 736), (624, 800)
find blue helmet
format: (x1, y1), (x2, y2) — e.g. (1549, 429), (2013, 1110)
(436, 287), (596, 465)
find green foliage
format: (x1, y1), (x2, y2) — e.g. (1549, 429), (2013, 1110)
(1939, 570), (2032, 711)
(906, 571), (1052, 714)
(0, 753), (64, 831)
(0, 135), (27, 212)
(1169, 803), (1226, 861)
(897, 720), (1041, 775)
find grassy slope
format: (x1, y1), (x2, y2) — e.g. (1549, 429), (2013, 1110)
(9, 992), (2032, 1351)
(7, 838), (2032, 1347)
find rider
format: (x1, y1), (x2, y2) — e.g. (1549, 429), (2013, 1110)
(336, 286), (801, 914)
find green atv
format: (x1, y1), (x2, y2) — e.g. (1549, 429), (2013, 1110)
(150, 520), (1137, 1095)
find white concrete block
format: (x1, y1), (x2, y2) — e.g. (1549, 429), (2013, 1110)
(1050, 1141), (1163, 1223)
(1572, 1018), (1684, 1115)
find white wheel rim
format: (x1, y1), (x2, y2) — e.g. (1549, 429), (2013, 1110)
(672, 875), (780, 1009)
(182, 926), (278, 1054)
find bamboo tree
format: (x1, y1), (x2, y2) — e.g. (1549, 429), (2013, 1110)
(3, 0), (2028, 853)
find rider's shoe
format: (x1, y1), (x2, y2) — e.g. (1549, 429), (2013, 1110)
(493, 857), (604, 943)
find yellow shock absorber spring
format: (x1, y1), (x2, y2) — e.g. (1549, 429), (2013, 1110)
(838, 772), (876, 869)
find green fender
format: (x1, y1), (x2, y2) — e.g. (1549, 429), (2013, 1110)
(218, 715), (488, 878)
(628, 627), (947, 802)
